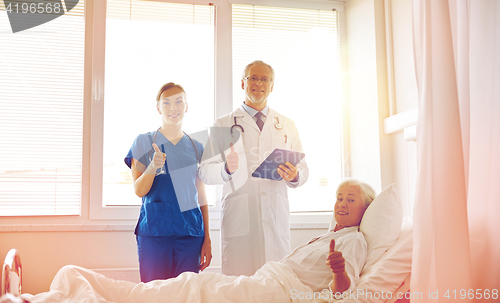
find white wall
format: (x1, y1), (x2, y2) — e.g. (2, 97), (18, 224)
(344, 0), (393, 193)
(344, 0), (417, 215)
(390, 0), (418, 113)
(1, 231), (139, 294)
(385, 0), (418, 216)
(0, 0), (419, 295)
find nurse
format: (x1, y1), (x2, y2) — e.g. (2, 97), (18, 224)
(199, 60), (309, 276)
(124, 82), (212, 283)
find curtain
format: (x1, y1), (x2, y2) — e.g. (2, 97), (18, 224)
(411, 0), (500, 302)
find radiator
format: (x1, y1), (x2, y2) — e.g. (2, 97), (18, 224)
(92, 266), (222, 283)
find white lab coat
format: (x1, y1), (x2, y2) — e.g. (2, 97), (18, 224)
(199, 105), (309, 276)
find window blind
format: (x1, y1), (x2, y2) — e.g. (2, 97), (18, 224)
(107, 0), (213, 24)
(232, 4), (339, 90)
(232, 4), (342, 212)
(0, 1), (85, 216)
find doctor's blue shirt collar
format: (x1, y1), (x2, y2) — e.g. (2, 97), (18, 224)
(242, 103), (269, 118)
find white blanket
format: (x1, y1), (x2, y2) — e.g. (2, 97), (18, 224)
(21, 262), (314, 303)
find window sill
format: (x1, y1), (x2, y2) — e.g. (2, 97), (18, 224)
(0, 224), (136, 233)
(0, 221), (330, 232)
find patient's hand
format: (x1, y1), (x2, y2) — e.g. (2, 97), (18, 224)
(326, 239), (351, 294)
(326, 239), (345, 274)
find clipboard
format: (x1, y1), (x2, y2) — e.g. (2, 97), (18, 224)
(252, 148), (305, 181)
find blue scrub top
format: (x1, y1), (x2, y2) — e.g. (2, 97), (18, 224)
(124, 131), (205, 237)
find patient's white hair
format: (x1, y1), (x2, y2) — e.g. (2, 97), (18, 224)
(336, 179), (376, 207)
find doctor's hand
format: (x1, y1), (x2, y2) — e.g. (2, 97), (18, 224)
(326, 239), (345, 274)
(225, 143), (239, 174)
(278, 162), (298, 182)
(199, 238), (212, 271)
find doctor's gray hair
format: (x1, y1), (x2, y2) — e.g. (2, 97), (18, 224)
(242, 60), (275, 82)
(336, 179), (376, 207)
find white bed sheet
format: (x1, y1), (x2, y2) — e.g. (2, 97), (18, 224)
(20, 261), (314, 303)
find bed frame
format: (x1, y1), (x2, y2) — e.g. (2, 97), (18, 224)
(1, 249), (22, 297)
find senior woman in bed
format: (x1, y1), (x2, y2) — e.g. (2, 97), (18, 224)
(10, 179), (375, 303)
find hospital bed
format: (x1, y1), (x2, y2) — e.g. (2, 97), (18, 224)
(1, 185), (412, 303)
(1, 249), (22, 297)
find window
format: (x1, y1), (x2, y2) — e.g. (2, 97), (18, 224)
(1, 0), (345, 219)
(232, 4), (342, 212)
(0, 0), (85, 216)
(91, 0), (216, 219)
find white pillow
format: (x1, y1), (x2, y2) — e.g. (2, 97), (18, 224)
(333, 219), (413, 303)
(360, 183), (403, 268)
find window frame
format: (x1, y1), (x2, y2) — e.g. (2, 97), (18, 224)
(89, 0), (346, 222)
(0, 0), (86, 217)
(0, 0), (346, 226)
(89, 0), (221, 220)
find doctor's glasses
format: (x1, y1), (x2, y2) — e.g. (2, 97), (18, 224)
(243, 76), (272, 84)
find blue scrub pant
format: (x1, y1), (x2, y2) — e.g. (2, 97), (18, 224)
(136, 235), (204, 283)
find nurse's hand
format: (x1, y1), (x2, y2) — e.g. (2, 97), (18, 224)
(225, 143), (239, 174)
(199, 238), (212, 271)
(151, 143), (166, 169)
(278, 162), (298, 182)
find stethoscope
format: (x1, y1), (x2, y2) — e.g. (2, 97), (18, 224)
(230, 115), (283, 136)
(148, 127), (200, 163)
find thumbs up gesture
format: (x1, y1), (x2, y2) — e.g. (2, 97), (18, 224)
(225, 143), (239, 174)
(326, 239), (345, 274)
(151, 143), (166, 169)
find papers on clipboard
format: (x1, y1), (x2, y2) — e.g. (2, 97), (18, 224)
(251, 148), (305, 181)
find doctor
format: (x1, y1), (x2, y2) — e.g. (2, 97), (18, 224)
(199, 60), (309, 276)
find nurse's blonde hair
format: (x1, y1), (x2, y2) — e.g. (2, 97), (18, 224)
(156, 82), (186, 103)
(336, 179), (376, 207)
